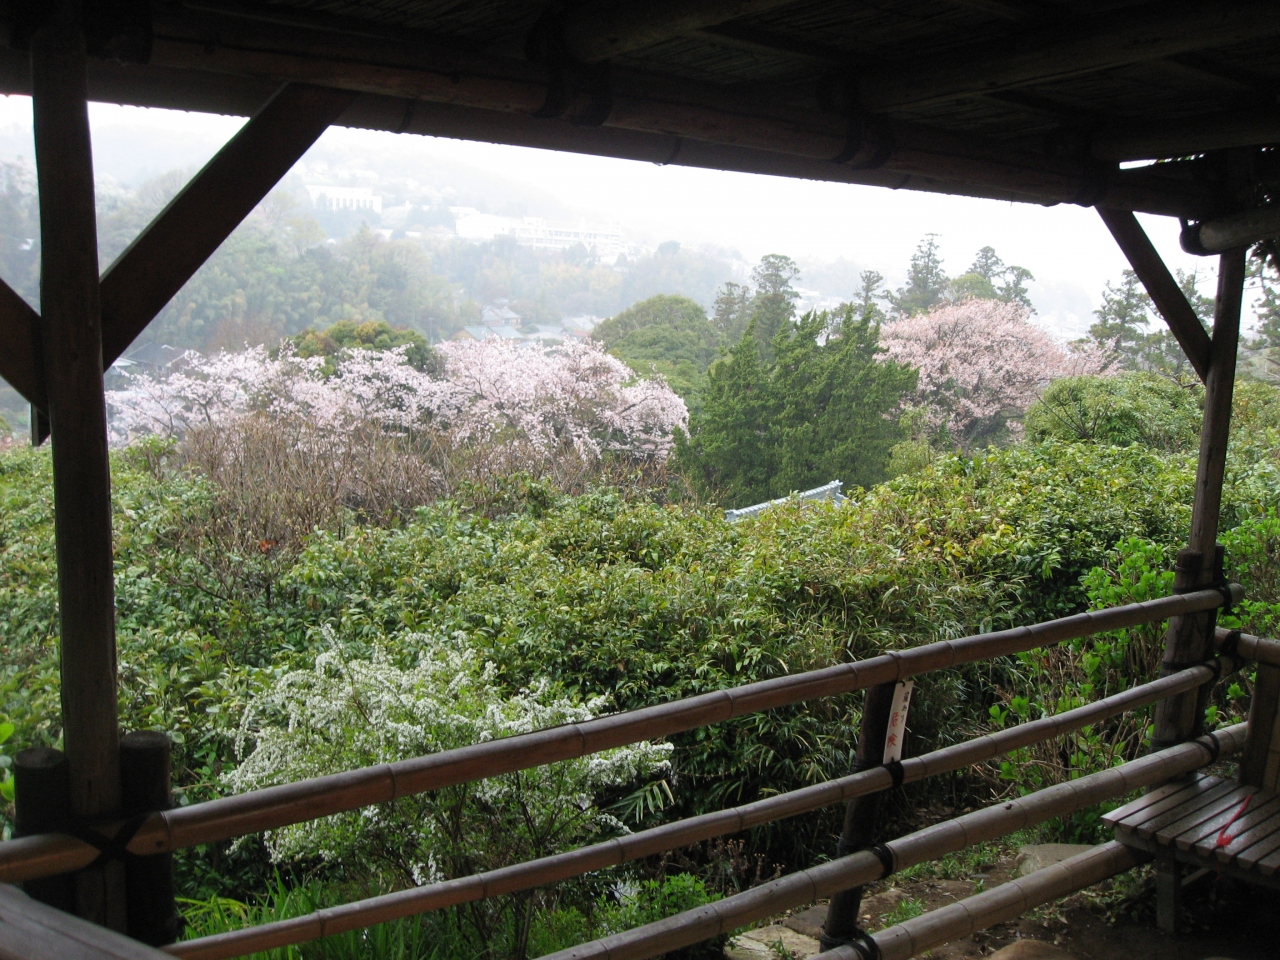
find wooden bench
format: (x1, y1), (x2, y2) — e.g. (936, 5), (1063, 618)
(1109, 648), (1280, 928)
(1105, 774), (1280, 890)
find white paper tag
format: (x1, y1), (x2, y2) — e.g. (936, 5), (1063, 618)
(883, 680), (914, 763)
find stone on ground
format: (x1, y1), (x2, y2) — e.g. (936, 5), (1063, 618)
(781, 905), (827, 939)
(1013, 844), (1095, 877)
(725, 923), (822, 960)
(986, 940), (1078, 960)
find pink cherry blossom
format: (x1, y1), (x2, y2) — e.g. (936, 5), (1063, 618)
(880, 299), (1110, 449)
(107, 338), (688, 464)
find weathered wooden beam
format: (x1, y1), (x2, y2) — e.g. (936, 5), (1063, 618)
(1189, 248), (1246, 558)
(99, 83), (353, 367)
(30, 0), (123, 927)
(560, 0), (798, 63)
(1097, 207), (1212, 382)
(130, 9), (1222, 218)
(1091, 106), (1280, 161)
(857, 0), (1280, 112)
(0, 278), (42, 411)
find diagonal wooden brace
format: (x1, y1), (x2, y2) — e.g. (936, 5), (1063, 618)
(0, 279), (43, 411)
(99, 82), (354, 368)
(1097, 206), (1213, 382)
(4, 83), (352, 441)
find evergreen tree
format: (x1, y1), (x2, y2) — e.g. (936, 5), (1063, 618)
(969, 246), (1005, 282)
(996, 265), (1034, 309)
(712, 281), (752, 340)
(676, 307), (916, 504)
(1086, 270), (1154, 366)
(1249, 254), (1280, 349)
(853, 270), (888, 323)
(888, 234), (948, 316)
(748, 254), (801, 354)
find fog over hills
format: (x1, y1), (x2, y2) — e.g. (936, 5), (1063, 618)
(0, 97), (1243, 365)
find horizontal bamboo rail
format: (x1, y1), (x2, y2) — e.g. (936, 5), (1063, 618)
(818, 841), (1150, 960)
(534, 725), (1244, 960)
(1226, 629), (1280, 668)
(0, 587), (1236, 884)
(166, 656), (1237, 960)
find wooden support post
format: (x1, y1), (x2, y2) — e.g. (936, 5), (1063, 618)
(121, 732), (179, 946)
(1152, 247), (1246, 751)
(1146, 249), (1245, 934)
(13, 747), (75, 913)
(820, 682), (897, 950)
(31, 0), (124, 928)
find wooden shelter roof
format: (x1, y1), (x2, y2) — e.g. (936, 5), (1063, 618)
(0, 1), (1278, 220)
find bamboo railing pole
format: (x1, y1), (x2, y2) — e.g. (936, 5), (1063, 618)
(531, 726), (1243, 960)
(822, 682), (897, 950)
(818, 841), (1149, 960)
(165, 662), (1237, 960)
(0, 589), (1238, 883)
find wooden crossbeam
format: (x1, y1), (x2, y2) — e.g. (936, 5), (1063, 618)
(858, 0), (1280, 112)
(562, 0), (797, 63)
(0, 279), (42, 410)
(1098, 207), (1213, 382)
(99, 83), (353, 367)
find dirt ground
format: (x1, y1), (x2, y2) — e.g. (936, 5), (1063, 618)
(728, 848), (1280, 960)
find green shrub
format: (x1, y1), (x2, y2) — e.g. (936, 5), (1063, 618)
(1023, 372), (1201, 450)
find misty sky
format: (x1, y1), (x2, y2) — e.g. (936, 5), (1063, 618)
(0, 95), (1241, 339)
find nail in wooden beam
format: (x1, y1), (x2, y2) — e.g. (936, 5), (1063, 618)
(99, 83), (354, 368)
(1098, 207), (1212, 382)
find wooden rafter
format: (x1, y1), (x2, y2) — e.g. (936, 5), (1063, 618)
(1097, 207), (1213, 382)
(1092, 105), (1280, 162)
(72, 8), (1215, 219)
(857, 0), (1280, 112)
(561, 0), (799, 63)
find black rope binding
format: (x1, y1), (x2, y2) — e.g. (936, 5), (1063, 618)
(883, 759), (905, 789)
(869, 842), (896, 878)
(67, 813), (151, 869)
(1201, 730), (1222, 763)
(848, 931), (881, 960)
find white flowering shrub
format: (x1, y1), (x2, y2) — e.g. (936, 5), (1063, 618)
(226, 629), (672, 903)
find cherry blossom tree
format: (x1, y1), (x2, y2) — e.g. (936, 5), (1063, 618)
(108, 338), (687, 463)
(880, 299), (1109, 450)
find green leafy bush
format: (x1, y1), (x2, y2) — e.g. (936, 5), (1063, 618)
(1024, 372), (1201, 450)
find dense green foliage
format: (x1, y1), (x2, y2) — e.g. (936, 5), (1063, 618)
(676, 307), (917, 505)
(591, 295), (720, 405)
(1024, 372), (1203, 450)
(286, 319), (440, 373)
(5, 374), (1280, 948)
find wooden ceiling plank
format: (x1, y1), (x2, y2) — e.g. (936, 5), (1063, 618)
(1098, 207), (1212, 381)
(1092, 106), (1280, 160)
(0, 279), (42, 410)
(98, 82), (354, 368)
(859, 0), (1280, 112)
(563, 0), (801, 63)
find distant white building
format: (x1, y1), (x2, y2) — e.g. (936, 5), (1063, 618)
(450, 207), (623, 257)
(306, 185), (384, 214)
